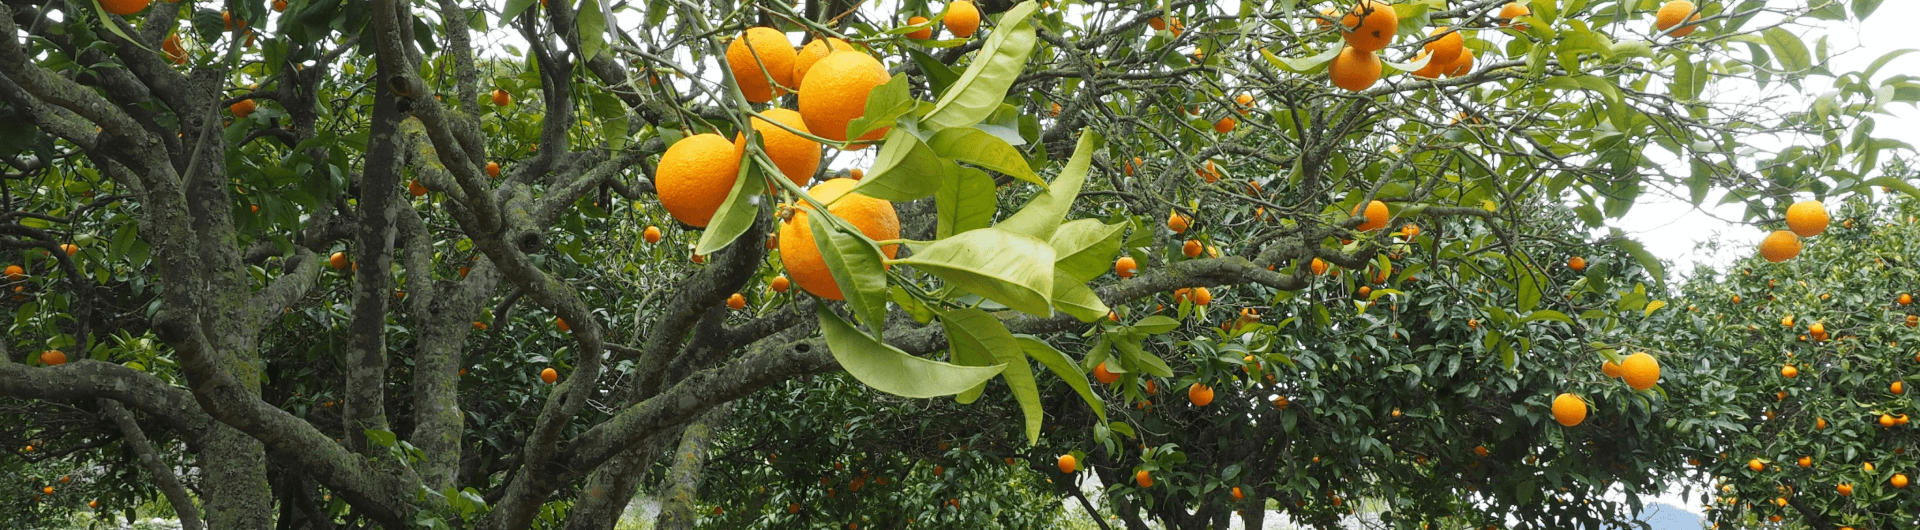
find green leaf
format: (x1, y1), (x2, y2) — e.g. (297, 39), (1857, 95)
(935, 165), (997, 239)
(1048, 219), (1126, 283)
(895, 228), (1057, 317)
(1867, 176), (1920, 198)
(818, 306), (1005, 399)
(923, 2), (1039, 129)
(1763, 27), (1812, 72)
(996, 130), (1102, 241)
(1114, 335), (1175, 378)
(1520, 310), (1574, 325)
(942, 308), (1042, 444)
(89, 0), (147, 51)
(1261, 45), (1341, 74)
(1051, 271), (1109, 322)
(908, 48), (962, 96)
(1133, 315), (1180, 334)
(364, 429), (397, 448)
(503, 0), (538, 21)
(1642, 300), (1667, 317)
(810, 213), (890, 335)
(1019, 336), (1106, 423)
(694, 160), (765, 255)
(576, 0), (608, 62)
(1612, 238), (1667, 291)
(927, 127), (1044, 186)
(853, 128), (945, 202)
(845, 74), (914, 144)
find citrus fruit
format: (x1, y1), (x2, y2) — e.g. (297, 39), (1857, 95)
(1115, 256), (1138, 278)
(726, 27), (796, 103)
(1409, 51), (1446, 79)
(1894, 381), (1905, 395)
(1443, 48), (1475, 77)
(1498, 2), (1530, 28)
(39, 350), (66, 366)
(1600, 359), (1621, 378)
(1182, 239), (1203, 258)
(727, 293), (746, 310)
(230, 99), (256, 119)
(101, 0), (150, 15)
(1149, 16), (1168, 30)
(1135, 470), (1154, 487)
(798, 50), (891, 148)
(556, 317), (570, 331)
(1352, 200), (1389, 231)
(1188, 383), (1215, 406)
(1568, 256), (1587, 271)
(1748, 459), (1764, 472)
(1552, 393), (1587, 427)
(1329, 46), (1382, 91)
(1311, 258), (1330, 276)
(1214, 116), (1237, 133)
(59, 244), (77, 256)
(905, 16), (934, 39)
(770, 275), (791, 293)
(492, 88), (511, 107)
(778, 179), (900, 300)
(792, 37), (854, 86)
(1620, 352), (1659, 390)
(1655, 1), (1703, 37)
(328, 252), (348, 269)
(1424, 27), (1464, 67)
(945, 1), (981, 38)
(1799, 456), (1812, 468)
(1234, 93), (1254, 111)
(222, 11), (245, 30)
(540, 368), (558, 384)
(486, 161), (502, 178)
(408, 180), (428, 197)
(163, 34), (188, 64)
(734, 108), (821, 187)
(1093, 362), (1119, 384)
(1785, 200), (1828, 237)
(1836, 483), (1852, 496)
(1339, 1), (1398, 52)
(1758, 230), (1802, 262)
(1167, 210), (1191, 233)
(1895, 474), (1909, 488)
(1781, 364), (1797, 378)
(1056, 454), (1076, 473)
(655, 133), (742, 228)
(643, 226), (662, 244)
(1900, 293), (1912, 305)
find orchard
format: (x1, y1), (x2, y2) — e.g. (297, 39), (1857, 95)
(0, 0), (1912, 529)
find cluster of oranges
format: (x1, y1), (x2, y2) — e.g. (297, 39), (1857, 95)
(1759, 200), (1828, 262)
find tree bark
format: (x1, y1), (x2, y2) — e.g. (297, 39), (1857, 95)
(100, 399), (206, 530)
(653, 403), (732, 530)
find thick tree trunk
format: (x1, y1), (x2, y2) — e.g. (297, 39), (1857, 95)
(558, 424), (686, 530)
(199, 426), (274, 530)
(100, 399), (206, 530)
(653, 404), (732, 530)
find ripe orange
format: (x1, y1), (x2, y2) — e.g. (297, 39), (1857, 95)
(1234, 93), (1254, 111)
(1443, 48), (1476, 77)
(472, 321), (487, 331)
(734, 108), (820, 187)
(1748, 459), (1764, 472)
(1864, 462), (1876, 472)
(798, 50), (891, 148)
(1880, 414), (1896, 428)
(1568, 256), (1587, 271)
(1329, 46), (1382, 92)
(1895, 474), (1910, 488)
(101, 0), (152, 15)
(1191, 287), (1212, 305)
(1188, 383), (1215, 406)
(59, 243), (78, 256)
(905, 16), (934, 40)
(1816, 417), (1828, 429)
(1311, 258), (1330, 276)
(1213, 116), (1237, 133)
(540, 367), (558, 384)
(230, 99), (257, 119)
(1408, 51), (1447, 79)
(556, 317), (570, 332)
(1620, 352), (1660, 390)
(727, 28), (796, 103)
(1474, 446), (1489, 457)
(328, 252), (348, 269)
(1057, 454), (1076, 473)
(39, 350), (66, 366)
(1780, 364), (1798, 378)
(1836, 483), (1852, 496)
(1654, 1), (1703, 37)
(1352, 200), (1389, 231)
(1601, 360), (1623, 378)
(273, 0), (287, 11)
(1785, 201), (1828, 237)
(1339, 0), (1398, 52)
(1758, 230), (1801, 262)
(486, 161), (502, 178)
(1195, 160), (1221, 182)
(163, 34), (188, 64)
(788, 502), (801, 514)
(1093, 362), (1119, 384)
(779, 179), (900, 300)
(1901, 293), (1913, 306)
(1552, 393), (1587, 427)
(727, 293), (746, 310)
(792, 38), (854, 86)
(222, 11), (245, 31)
(408, 180), (428, 197)
(643, 226), (662, 244)
(945, 1), (981, 38)
(1167, 210), (1191, 233)
(1894, 381), (1906, 395)
(492, 89), (511, 107)
(655, 133), (742, 228)
(1115, 256), (1138, 278)
(1135, 470), (1154, 488)
(1798, 456), (1811, 468)
(1424, 27), (1465, 67)
(1497, 2), (1531, 27)
(1182, 240), (1203, 258)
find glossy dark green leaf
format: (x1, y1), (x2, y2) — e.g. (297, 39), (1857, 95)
(818, 306), (1005, 399)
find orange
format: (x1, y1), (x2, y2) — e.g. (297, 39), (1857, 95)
(1135, 470), (1154, 488)
(1552, 393), (1587, 426)
(1232, 486), (1245, 500)
(770, 275), (791, 293)
(472, 321), (487, 330)
(556, 317), (570, 331)
(1880, 414), (1896, 428)
(1798, 456), (1811, 468)
(1167, 210), (1191, 233)
(1214, 116), (1237, 133)
(1352, 200), (1389, 231)
(163, 34), (188, 65)
(905, 16), (934, 39)
(273, 0), (287, 11)
(59, 244), (78, 256)
(230, 99), (257, 119)
(1655, 1), (1703, 38)
(1235, 93), (1254, 111)
(100, 0), (152, 15)
(39, 350), (66, 366)
(1191, 287), (1212, 305)
(486, 161), (502, 178)
(1895, 474), (1910, 488)
(1048, 102), (1062, 116)
(408, 180), (428, 197)
(1057, 454), (1076, 473)
(793, 37), (854, 86)
(1568, 256), (1586, 271)
(1188, 383), (1215, 406)
(734, 108), (821, 188)
(1748, 459), (1764, 472)
(1311, 258), (1330, 276)
(643, 226), (662, 244)
(1372, 265), (1391, 284)
(1474, 446), (1489, 457)
(540, 367), (558, 384)
(1329, 46), (1382, 92)
(798, 50), (891, 148)
(222, 11), (245, 31)
(1785, 200), (1828, 237)
(1780, 364), (1797, 378)
(1115, 256), (1138, 278)
(1443, 48), (1476, 77)
(1195, 160), (1221, 182)
(1864, 462), (1876, 472)
(1424, 27), (1464, 67)
(727, 293), (746, 310)
(1900, 293), (1913, 305)
(1620, 352), (1659, 390)
(727, 28), (796, 103)
(945, 1), (981, 38)
(779, 179), (900, 300)
(328, 252), (348, 269)
(1148, 16), (1168, 31)
(1894, 381), (1906, 395)
(1093, 363), (1119, 384)
(1758, 230), (1801, 262)
(1408, 51), (1447, 79)
(1836, 483), (1852, 496)
(1339, 1), (1398, 52)
(1183, 239), (1203, 258)
(1602, 360), (1623, 378)
(655, 133), (742, 228)
(1816, 417), (1827, 429)
(1497, 2), (1531, 27)
(492, 89), (511, 107)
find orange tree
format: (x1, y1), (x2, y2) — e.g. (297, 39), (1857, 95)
(1651, 195), (1920, 530)
(0, 0), (1912, 528)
